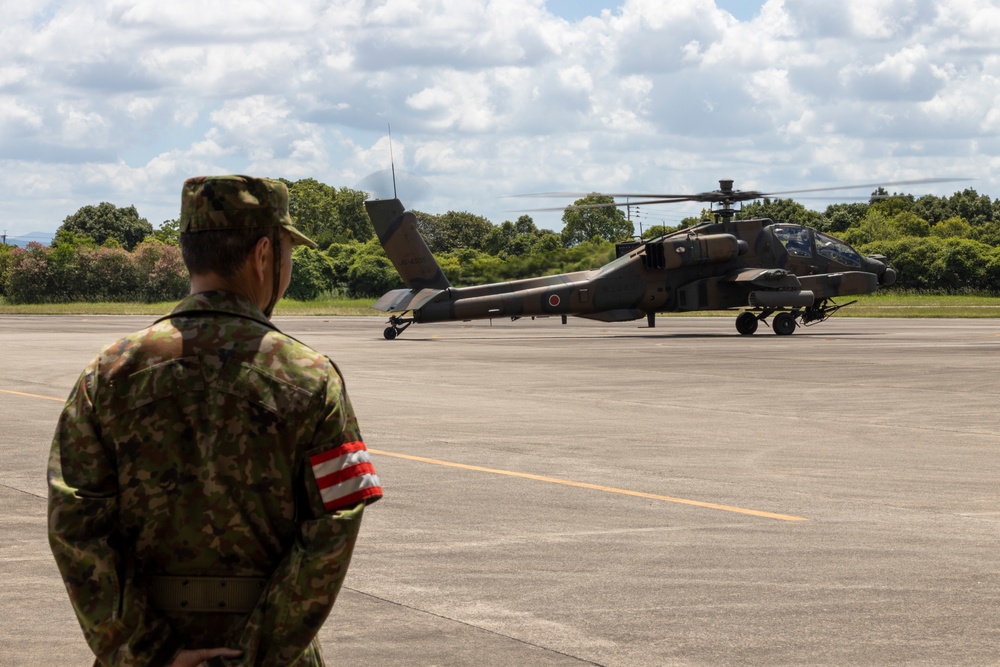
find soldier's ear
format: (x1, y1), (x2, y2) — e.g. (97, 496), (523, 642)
(249, 235), (272, 285)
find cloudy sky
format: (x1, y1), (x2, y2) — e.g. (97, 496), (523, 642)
(2, 0), (998, 241)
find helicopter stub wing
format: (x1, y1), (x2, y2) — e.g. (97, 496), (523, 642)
(798, 271), (878, 299)
(723, 268), (802, 289)
(723, 269), (816, 308)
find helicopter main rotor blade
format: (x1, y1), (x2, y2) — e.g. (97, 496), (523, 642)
(511, 192), (702, 200)
(510, 176), (969, 213)
(762, 177), (969, 197)
(518, 197), (699, 213)
(565, 197), (702, 210)
(512, 177), (966, 202)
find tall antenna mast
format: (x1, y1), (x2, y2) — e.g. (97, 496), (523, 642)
(388, 123), (397, 199)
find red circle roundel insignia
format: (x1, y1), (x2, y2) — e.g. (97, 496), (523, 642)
(548, 294), (561, 307)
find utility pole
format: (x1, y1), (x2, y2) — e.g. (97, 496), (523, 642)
(1, 230), (6, 246)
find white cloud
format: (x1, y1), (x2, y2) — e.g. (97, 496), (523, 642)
(0, 98), (43, 136)
(0, 0), (994, 236)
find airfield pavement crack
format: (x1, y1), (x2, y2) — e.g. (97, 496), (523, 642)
(340, 586), (606, 666)
(0, 482), (46, 500)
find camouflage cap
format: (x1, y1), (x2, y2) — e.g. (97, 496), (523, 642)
(180, 175), (317, 248)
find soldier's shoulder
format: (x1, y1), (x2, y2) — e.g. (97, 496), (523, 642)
(261, 330), (344, 388)
(93, 322), (178, 378)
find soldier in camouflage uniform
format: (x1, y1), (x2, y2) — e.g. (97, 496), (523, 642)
(48, 175), (382, 667)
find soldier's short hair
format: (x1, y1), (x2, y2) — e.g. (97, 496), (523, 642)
(180, 227), (272, 278)
(178, 175), (315, 276)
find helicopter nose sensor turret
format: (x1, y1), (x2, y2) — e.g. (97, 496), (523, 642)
(880, 265), (897, 286)
(865, 254), (897, 286)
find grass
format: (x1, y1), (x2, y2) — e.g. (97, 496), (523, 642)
(0, 296), (380, 316)
(1, 293), (999, 317)
(838, 293), (1000, 318)
(665, 293), (1000, 318)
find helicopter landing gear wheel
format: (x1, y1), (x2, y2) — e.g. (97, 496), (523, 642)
(382, 315), (414, 340)
(773, 312), (796, 336)
(736, 312), (758, 335)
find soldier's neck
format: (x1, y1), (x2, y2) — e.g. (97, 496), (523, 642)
(189, 270), (271, 314)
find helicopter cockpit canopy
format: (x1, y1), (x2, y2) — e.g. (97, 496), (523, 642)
(814, 230), (862, 268)
(772, 225), (812, 258)
(771, 224), (863, 269)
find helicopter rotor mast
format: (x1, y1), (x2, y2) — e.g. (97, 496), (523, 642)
(694, 179), (767, 224)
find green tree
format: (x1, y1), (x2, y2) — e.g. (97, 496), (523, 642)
(891, 211), (931, 238)
(513, 214), (537, 235)
(51, 228), (97, 251)
(679, 213), (708, 229)
(48, 231), (97, 300)
(152, 219), (180, 245)
(820, 202), (868, 233)
(484, 221), (518, 256)
(80, 246), (141, 301)
(641, 224), (677, 239)
(931, 216), (973, 239)
(0, 244), (13, 297)
(286, 246), (338, 301)
(132, 239), (188, 302)
(948, 188), (993, 227)
(842, 209), (901, 246)
(484, 215), (553, 257)
(417, 210), (494, 253)
(285, 178), (340, 247)
(285, 179), (372, 247)
(323, 241), (366, 293)
(6, 243), (56, 303)
(534, 232), (562, 254)
(971, 221), (1000, 246)
(869, 191), (914, 218)
(926, 238), (992, 291)
(911, 194), (951, 225)
(334, 186), (373, 242)
(861, 236), (994, 292)
(58, 202), (152, 251)
(347, 253), (402, 297)
(987, 246), (1000, 288)
(560, 195), (633, 247)
(737, 198), (821, 227)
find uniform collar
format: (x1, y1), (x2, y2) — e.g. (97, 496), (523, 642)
(167, 291), (275, 329)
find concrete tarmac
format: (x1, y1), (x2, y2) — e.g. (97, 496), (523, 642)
(2, 314), (999, 666)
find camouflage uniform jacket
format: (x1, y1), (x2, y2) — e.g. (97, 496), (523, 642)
(48, 291), (382, 666)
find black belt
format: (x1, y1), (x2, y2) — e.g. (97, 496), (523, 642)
(148, 575), (266, 613)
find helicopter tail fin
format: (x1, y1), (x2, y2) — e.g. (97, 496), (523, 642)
(365, 198), (451, 290)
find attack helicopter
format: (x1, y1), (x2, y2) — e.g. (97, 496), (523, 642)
(363, 179), (940, 339)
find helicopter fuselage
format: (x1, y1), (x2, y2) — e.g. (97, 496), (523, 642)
(406, 217), (894, 326)
(364, 197), (896, 338)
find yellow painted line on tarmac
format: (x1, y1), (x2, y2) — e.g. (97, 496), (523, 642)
(0, 388), (64, 402)
(6, 388), (806, 522)
(368, 449), (809, 522)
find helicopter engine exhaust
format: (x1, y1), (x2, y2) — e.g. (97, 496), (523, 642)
(748, 290), (815, 308)
(645, 234), (745, 270)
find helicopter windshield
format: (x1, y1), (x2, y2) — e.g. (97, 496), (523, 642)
(815, 231), (862, 268)
(772, 225), (812, 258)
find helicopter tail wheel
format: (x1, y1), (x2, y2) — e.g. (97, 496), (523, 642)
(773, 312), (796, 336)
(736, 311), (759, 336)
(383, 315), (413, 340)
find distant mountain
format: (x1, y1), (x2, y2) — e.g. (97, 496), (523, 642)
(3, 231), (54, 248)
